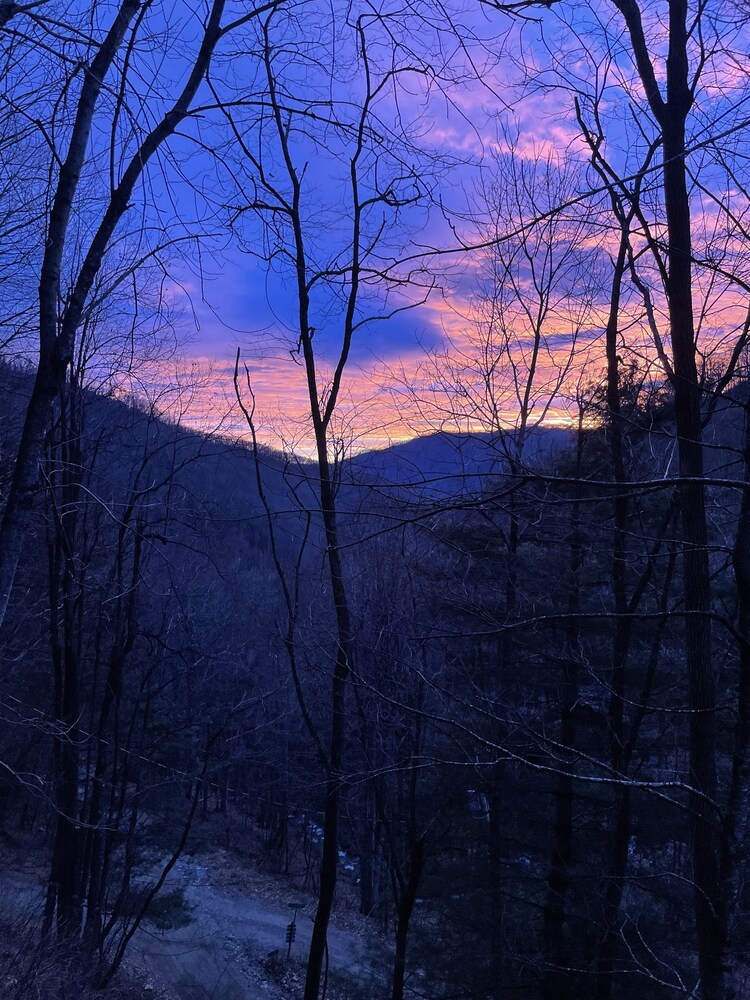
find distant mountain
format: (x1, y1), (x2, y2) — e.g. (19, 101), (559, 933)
(0, 360), (574, 509)
(0, 358), (318, 561)
(345, 427), (573, 500)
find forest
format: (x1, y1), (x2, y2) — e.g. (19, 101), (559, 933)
(1, 1), (750, 999)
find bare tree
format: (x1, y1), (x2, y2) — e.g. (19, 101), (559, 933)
(225, 3), (445, 994)
(0, 0), (279, 628)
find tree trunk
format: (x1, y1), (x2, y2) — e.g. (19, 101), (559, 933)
(610, 1), (723, 991)
(488, 783), (504, 996)
(303, 466), (353, 1000)
(391, 837), (425, 1000)
(541, 414), (584, 999)
(719, 396), (750, 996)
(662, 105), (722, 1000)
(596, 230), (632, 1000)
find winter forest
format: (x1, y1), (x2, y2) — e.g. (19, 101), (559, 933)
(1, 1), (750, 999)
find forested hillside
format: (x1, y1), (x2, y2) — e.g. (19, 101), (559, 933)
(2, 354), (750, 999)
(3, 1), (750, 999)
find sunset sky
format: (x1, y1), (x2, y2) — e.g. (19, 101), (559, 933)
(135, 0), (750, 455)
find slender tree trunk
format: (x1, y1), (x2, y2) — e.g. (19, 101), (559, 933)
(541, 696), (576, 996)
(488, 781), (504, 995)
(719, 397), (750, 996)
(663, 107), (722, 1000)
(541, 415), (584, 1000)
(84, 524), (142, 942)
(359, 776), (378, 916)
(303, 465), (353, 1000)
(43, 393), (85, 937)
(596, 233), (632, 1000)
(391, 836), (425, 1000)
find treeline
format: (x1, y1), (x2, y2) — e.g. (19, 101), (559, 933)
(1, 363), (750, 1000)
(332, 382), (750, 1000)
(0, 360), (290, 981)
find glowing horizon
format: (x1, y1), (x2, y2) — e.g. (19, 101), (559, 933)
(67, 1), (750, 461)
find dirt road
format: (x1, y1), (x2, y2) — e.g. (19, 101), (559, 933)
(0, 850), (384, 1000)
(129, 856), (382, 999)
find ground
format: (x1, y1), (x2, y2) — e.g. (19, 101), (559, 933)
(125, 850), (386, 999)
(0, 816), (390, 1000)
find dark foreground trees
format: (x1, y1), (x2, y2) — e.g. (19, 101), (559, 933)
(3, 0), (750, 998)
(561, 1), (750, 994)
(606, 4), (721, 991)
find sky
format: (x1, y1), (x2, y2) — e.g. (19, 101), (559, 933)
(20, 0), (750, 458)
(146, 0), (613, 455)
